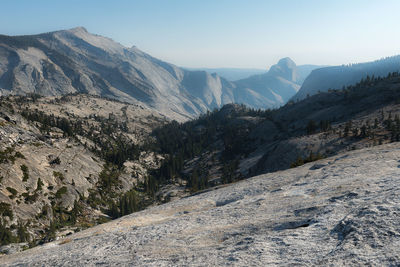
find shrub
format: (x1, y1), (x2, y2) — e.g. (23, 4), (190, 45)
(0, 202), (13, 219)
(6, 187), (18, 198)
(14, 151), (26, 159)
(17, 222), (29, 242)
(0, 220), (17, 246)
(290, 151), (324, 168)
(55, 186), (68, 199)
(49, 157), (61, 165)
(36, 178), (44, 191)
(53, 171), (65, 181)
(0, 147), (15, 163)
(21, 164), (29, 182)
(22, 192), (38, 204)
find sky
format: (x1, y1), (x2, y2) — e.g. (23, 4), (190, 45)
(1, 0), (400, 69)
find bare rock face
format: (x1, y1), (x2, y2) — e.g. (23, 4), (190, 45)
(268, 57), (298, 82)
(3, 143), (400, 266)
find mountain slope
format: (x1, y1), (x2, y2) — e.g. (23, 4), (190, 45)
(296, 64), (327, 84)
(0, 27), (197, 120)
(292, 55), (400, 101)
(3, 142), (400, 266)
(0, 27), (305, 120)
(0, 94), (168, 248)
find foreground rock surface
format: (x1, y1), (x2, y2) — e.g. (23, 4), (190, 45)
(3, 143), (400, 266)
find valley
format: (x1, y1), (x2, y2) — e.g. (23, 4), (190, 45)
(0, 21), (400, 266)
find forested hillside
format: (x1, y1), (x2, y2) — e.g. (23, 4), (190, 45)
(292, 55), (400, 101)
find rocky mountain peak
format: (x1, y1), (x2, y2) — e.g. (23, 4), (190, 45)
(277, 57), (296, 68)
(268, 57), (297, 82)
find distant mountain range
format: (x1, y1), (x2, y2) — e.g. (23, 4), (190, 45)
(187, 65), (324, 83)
(0, 27), (319, 120)
(183, 68), (266, 81)
(1, 27), (397, 120)
(292, 56), (400, 101)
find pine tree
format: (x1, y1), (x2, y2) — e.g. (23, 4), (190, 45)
(0, 219), (16, 245)
(306, 120), (317, 135)
(36, 178), (43, 191)
(17, 221), (29, 242)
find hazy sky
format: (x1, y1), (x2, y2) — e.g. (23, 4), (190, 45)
(1, 0), (400, 69)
